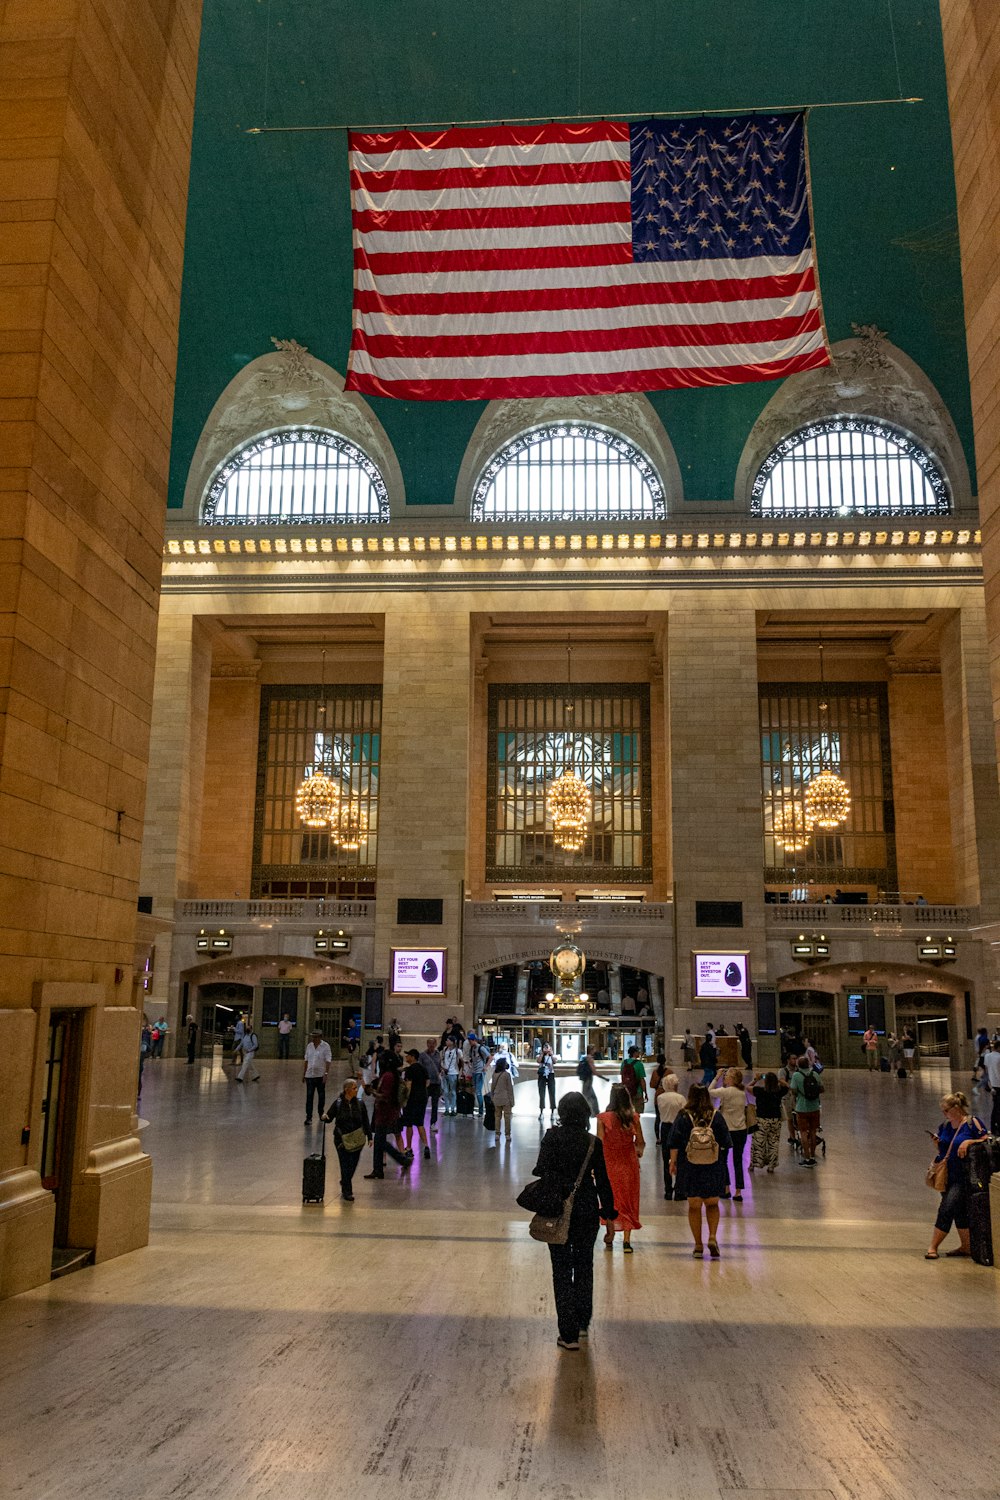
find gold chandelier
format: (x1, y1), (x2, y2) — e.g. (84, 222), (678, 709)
(546, 641), (592, 853)
(547, 771), (592, 852)
(334, 798), (368, 852)
(296, 768), (340, 829)
(803, 641), (850, 830)
(773, 798), (813, 852)
(296, 647), (342, 830)
(804, 768), (851, 829)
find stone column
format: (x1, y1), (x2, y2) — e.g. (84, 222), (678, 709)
(939, 2), (1000, 772)
(0, 0), (202, 1296)
(138, 608), (213, 1043)
(373, 603), (470, 1034)
(669, 596), (765, 1018)
(940, 603), (1000, 918)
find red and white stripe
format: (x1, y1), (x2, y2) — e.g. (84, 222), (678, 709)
(346, 121), (828, 401)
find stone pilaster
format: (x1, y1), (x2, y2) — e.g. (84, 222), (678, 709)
(940, 602), (1000, 917)
(373, 603), (471, 1032)
(668, 596), (765, 1019)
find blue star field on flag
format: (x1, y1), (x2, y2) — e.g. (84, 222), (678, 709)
(629, 114), (812, 263)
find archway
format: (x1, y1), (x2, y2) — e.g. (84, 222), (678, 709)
(472, 952), (665, 1063)
(178, 955), (367, 1062)
(774, 960), (972, 1067)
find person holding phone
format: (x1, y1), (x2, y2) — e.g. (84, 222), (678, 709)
(925, 1091), (988, 1259)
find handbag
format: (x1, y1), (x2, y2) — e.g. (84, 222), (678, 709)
(925, 1122), (964, 1191)
(515, 1177), (564, 1216)
(744, 1101), (758, 1132)
(340, 1127), (367, 1153)
(528, 1141), (596, 1245)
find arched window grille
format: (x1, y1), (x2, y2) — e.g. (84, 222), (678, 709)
(750, 418), (950, 519)
(471, 424), (666, 523)
(202, 429), (390, 524)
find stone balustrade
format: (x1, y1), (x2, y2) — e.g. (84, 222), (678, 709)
(765, 902), (978, 930)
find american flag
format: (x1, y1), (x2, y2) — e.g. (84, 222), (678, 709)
(346, 113), (829, 401)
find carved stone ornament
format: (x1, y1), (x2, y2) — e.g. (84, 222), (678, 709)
(182, 346), (406, 519)
(735, 333), (971, 513)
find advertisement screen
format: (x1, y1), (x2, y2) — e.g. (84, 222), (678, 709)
(692, 951), (749, 1000)
(390, 948), (447, 997)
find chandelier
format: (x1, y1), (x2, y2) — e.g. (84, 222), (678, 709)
(296, 768), (340, 829)
(805, 768), (851, 830)
(296, 647), (342, 831)
(334, 798), (368, 852)
(546, 642), (592, 853)
(547, 771), (592, 852)
(803, 641), (850, 830)
(773, 799), (813, 852)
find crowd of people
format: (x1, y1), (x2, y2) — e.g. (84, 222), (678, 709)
(148, 1007), (997, 1337)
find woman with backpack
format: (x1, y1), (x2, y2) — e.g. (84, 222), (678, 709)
(597, 1083), (644, 1252)
(789, 1054), (824, 1166)
(667, 1083), (731, 1258)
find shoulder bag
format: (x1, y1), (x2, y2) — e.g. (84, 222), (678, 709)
(926, 1122), (965, 1192)
(527, 1141), (596, 1245)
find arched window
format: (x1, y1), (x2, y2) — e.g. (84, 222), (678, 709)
(750, 418), (950, 519)
(202, 429), (390, 524)
(471, 423), (666, 523)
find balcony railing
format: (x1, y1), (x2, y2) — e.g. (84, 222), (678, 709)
(765, 902), (978, 931)
(464, 901), (672, 932)
(176, 899), (374, 926)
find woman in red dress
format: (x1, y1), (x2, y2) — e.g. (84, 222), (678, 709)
(597, 1084), (645, 1251)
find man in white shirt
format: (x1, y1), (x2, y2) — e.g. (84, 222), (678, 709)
(982, 1042), (1000, 1135)
(277, 1013), (294, 1060)
(303, 1029), (332, 1126)
(656, 1073), (686, 1200)
(236, 1023), (260, 1084)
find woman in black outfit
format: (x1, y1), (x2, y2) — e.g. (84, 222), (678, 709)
(749, 1070), (788, 1174)
(401, 1048), (431, 1159)
(531, 1091), (617, 1350)
(321, 1077), (372, 1201)
(537, 1043), (557, 1118)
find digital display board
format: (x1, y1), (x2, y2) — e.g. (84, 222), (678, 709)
(390, 948), (447, 997)
(692, 951), (749, 1000)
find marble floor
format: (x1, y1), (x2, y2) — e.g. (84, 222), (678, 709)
(2, 1056), (998, 1500)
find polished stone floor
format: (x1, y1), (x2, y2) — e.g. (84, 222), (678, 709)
(2, 1054), (999, 1500)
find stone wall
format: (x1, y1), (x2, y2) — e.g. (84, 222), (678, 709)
(0, 0), (202, 1297)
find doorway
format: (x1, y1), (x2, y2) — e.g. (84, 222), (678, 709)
(197, 983), (254, 1056)
(895, 991), (952, 1060)
(40, 1010), (84, 1251)
(780, 989), (835, 1060)
(310, 982), (362, 1060)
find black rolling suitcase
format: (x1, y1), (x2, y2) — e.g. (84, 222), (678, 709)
(966, 1140), (994, 1266)
(457, 1082), (475, 1116)
(483, 1095), (496, 1131)
(303, 1123), (327, 1202)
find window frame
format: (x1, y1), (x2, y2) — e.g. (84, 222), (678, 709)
(471, 422), (667, 524)
(202, 427), (391, 526)
(749, 417), (951, 521)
